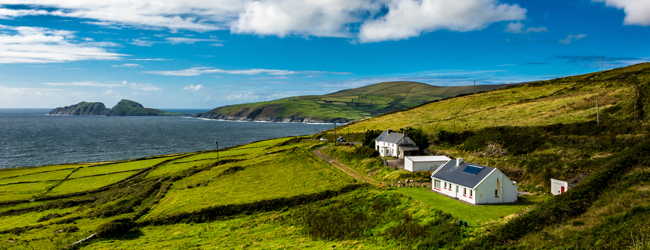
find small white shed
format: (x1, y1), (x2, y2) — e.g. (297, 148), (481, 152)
(551, 179), (574, 195)
(404, 156), (451, 172)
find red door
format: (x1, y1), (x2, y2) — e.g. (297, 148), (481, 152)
(561, 186), (565, 193)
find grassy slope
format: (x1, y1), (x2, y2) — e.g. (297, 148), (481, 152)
(326, 63), (650, 249)
(195, 81), (507, 122)
(3, 63), (650, 249)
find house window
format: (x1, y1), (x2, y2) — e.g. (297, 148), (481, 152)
(495, 190), (498, 196)
(470, 190), (473, 197)
(463, 188), (466, 195)
(444, 182), (447, 189)
(434, 180), (441, 189)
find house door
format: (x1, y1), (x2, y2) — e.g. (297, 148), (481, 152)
(455, 185), (459, 198)
(561, 186), (565, 194)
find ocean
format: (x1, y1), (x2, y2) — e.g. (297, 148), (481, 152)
(0, 109), (326, 169)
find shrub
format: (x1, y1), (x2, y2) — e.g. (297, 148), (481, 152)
(355, 146), (379, 158)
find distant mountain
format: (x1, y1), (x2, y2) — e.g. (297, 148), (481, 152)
(49, 99), (184, 116)
(193, 81), (511, 123)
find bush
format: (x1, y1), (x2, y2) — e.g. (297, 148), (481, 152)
(355, 146), (379, 158)
(362, 130), (383, 148)
(96, 218), (135, 238)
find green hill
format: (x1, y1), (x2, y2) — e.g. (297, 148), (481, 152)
(193, 81), (509, 123)
(49, 99), (184, 116)
(4, 63), (650, 249)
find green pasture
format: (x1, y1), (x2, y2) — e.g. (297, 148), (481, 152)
(0, 168), (74, 185)
(46, 171), (138, 196)
(392, 188), (543, 226)
(0, 181), (57, 201)
(141, 146), (354, 220)
(0, 165), (80, 180)
(68, 157), (173, 179)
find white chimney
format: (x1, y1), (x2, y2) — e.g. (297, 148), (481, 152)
(456, 158), (463, 166)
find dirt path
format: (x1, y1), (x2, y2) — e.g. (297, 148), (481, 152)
(313, 146), (383, 186)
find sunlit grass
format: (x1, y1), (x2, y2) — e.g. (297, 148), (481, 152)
(47, 171), (139, 196)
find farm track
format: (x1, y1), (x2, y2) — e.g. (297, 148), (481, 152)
(313, 145), (383, 186)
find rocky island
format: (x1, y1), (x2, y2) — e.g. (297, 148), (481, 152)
(49, 99), (185, 116)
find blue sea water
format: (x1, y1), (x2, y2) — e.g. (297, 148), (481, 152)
(0, 109), (326, 169)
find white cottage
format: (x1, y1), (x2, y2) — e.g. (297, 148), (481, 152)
(375, 130), (419, 159)
(431, 158), (518, 205)
(551, 179), (574, 195)
(404, 156), (451, 172)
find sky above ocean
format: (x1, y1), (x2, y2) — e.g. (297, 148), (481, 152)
(0, 0), (649, 109)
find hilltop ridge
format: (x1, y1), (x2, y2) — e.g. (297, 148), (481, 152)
(192, 81), (510, 123)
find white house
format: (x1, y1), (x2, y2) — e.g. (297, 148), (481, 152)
(551, 179), (574, 195)
(375, 130), (419, 159)
(404, 156), (451, 172)
(431, 158), (518, 205)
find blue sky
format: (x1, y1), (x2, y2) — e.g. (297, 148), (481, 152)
(0, 0), (648, 109)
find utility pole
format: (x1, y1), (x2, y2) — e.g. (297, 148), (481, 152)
(601, 55), (604, 71)
(334, 122), (337, 145)
(347, 126), (350, 143)
(215, 137), (219, 162)
(597, 97), (600, 125)
(473, 80), (476, 97)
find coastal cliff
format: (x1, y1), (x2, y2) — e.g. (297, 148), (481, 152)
(49, 99), (183, 116)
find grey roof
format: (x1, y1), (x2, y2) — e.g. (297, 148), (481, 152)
(376, 131), (416, 146)
(376, 131), (403, 144)
(431, 161), (495, 189)
(398, 146), (419, 151)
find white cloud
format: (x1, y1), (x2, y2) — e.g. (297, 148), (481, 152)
(2, 0), (528, 43)
(130, 38), (159, 47)
(226, 91), (259, 102)
(129, 82), (162, 91)
(594, 0), (650, 26)
(231, 0), (377, 38)
(0, 25), (125, 63)
(358, 0), (527, 43)
(183, 84), (205, 91)
(504, 22), (547, 34)
(0, 1), (244, 31)
(165, 37), (221, 44)
(112, 63), (142, 68)
(43, 81), (124, 87)
(559, 34), (587, 44)
(0, 8), (49, 19)
(142, 67), (350, 76)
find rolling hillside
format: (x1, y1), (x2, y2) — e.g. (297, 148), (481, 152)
(193, 81), (509, 123)
(2, 63), (650, 249)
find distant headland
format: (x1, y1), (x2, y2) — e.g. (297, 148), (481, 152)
(49, 99), (186, 116)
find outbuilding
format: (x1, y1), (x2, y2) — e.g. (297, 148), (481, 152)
(404, 156), (451, 172)
(431, 158), (518, 205)
(551, 179), (574, 195)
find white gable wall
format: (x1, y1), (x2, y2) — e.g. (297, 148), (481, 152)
(551, 179), (570, 195)
(376, 141), (399, 157)
(474, 169), (518, 204)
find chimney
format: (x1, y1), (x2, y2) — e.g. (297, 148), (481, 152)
(387, 129), (393, 134)
(456, 158), (463, 166)
(404, 130), (408, 138)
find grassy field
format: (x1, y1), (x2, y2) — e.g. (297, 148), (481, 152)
(3, 64), (650, 249)
(194, 81), (508, 123)
(141, 146), (354, 220)
(391, 188), (545, 226)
